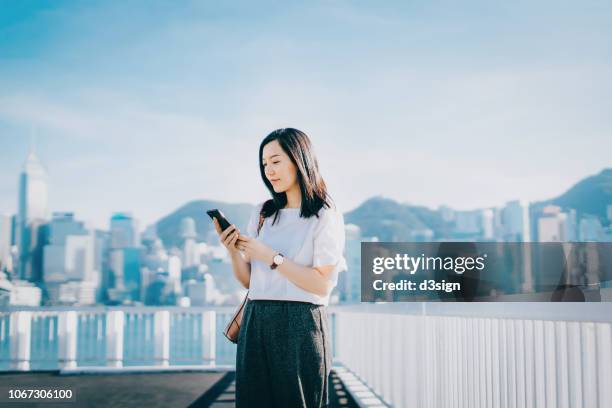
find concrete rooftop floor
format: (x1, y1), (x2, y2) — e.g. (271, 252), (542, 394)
(0, 370), (358, 407)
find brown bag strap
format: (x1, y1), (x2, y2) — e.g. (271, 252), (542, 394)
(256, 212), (265, 236)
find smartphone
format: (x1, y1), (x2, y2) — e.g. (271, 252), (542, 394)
(206, 209), (232, 232)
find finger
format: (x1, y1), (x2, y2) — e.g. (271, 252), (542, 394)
(220, 224), (235, 240)
(230, 232), (239, 248)
(220, 224), (236, 241)
(213, 219), (222, 234)
(223, 230), (237, 246)
(222, 230), (234, 245)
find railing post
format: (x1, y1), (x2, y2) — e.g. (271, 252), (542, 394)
(9, 311), (31, 371)
(58, 311), (77, 369)
(106, 310), (124, 368)
(331, 311), (341, 363)
(154, 310), (170, 366)
(202, 310), (216, 366)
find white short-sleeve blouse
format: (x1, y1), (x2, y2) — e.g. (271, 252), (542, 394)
(244, 202), (347, 306)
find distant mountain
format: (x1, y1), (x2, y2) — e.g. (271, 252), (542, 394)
(159, 196), (445, 245)
(156, 200), (254, 248)
(534, 168), (612, 219)
(343, 169), (611, 240)
(344, 196), (448, 241)
(155, 169), (611, 246)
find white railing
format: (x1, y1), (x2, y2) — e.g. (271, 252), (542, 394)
(3, 303), (612, 408)
(334, 303), (612, 408)
(0, 306), (239, 372)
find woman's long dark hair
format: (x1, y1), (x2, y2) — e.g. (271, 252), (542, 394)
(258, 128), (332, 224)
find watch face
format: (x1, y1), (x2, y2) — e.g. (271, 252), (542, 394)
(274, 254), (284, 265)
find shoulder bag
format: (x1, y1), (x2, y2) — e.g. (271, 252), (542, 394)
(223, 211), (265, 343)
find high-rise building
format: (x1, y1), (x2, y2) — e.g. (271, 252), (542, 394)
(565, 209), (578, 242)
(0, 214), (11, 302)
(43, 212), (88, 282)
(42, 213), (99, 305)
(107, 246), (142, 303)
(184, 279), (208, 306)
(167, 254), (182, 295)
(107, 213), (142, 303)
(10, 215), (17, 246)
(48, 212), (87, 244)
(338, 224), (360, 303)
(480, 209), (495, 241)
(341, 224), (378, 304)
(579, 215), (604, 241)
(537, 205), (567, 242)
(110, 213), (140, 249)
(65, 234), (97, 282)
(454, 210), (481, 238)
(0, 271), (11, 306)
(0, 213), (13, 273)
(16, 150), (49, 281)
(502, 200), (531, 242)
(180, 217), (198, 268)
(94, 230), (110, 302)
(183, 272), (226, 305)
(492, 208), (504, 241)
(449, 208), (495, 240)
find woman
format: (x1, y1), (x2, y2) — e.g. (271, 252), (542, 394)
(212, 128), (346, 407)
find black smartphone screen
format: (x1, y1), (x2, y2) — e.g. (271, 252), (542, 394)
(206, 209), (231, 232)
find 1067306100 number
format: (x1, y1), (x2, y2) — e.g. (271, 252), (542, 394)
(2, 388), (75, 402)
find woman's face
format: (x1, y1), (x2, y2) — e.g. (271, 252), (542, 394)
(262, 140), (298, 193)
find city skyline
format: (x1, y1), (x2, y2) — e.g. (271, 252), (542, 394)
(0, 145), (609, 231)
(1, 1), (611, 229)
(2, 138), (609, 308)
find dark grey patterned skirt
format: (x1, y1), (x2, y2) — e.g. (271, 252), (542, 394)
(235, 299), (332, 408)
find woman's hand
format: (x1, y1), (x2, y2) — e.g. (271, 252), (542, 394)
(236, 234), (276, 265)
(212, 218), (241, 255)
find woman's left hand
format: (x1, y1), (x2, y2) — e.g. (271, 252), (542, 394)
(236, 234), (276, 265)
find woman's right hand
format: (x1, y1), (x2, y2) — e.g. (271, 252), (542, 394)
(213, 218), (241, 254)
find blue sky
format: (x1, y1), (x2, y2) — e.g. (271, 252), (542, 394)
(1, 1), (611, 229)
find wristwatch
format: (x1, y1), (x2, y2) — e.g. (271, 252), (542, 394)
(270, 253), (285, 270)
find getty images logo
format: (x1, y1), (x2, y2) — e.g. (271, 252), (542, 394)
(372, 253), (488, 275)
